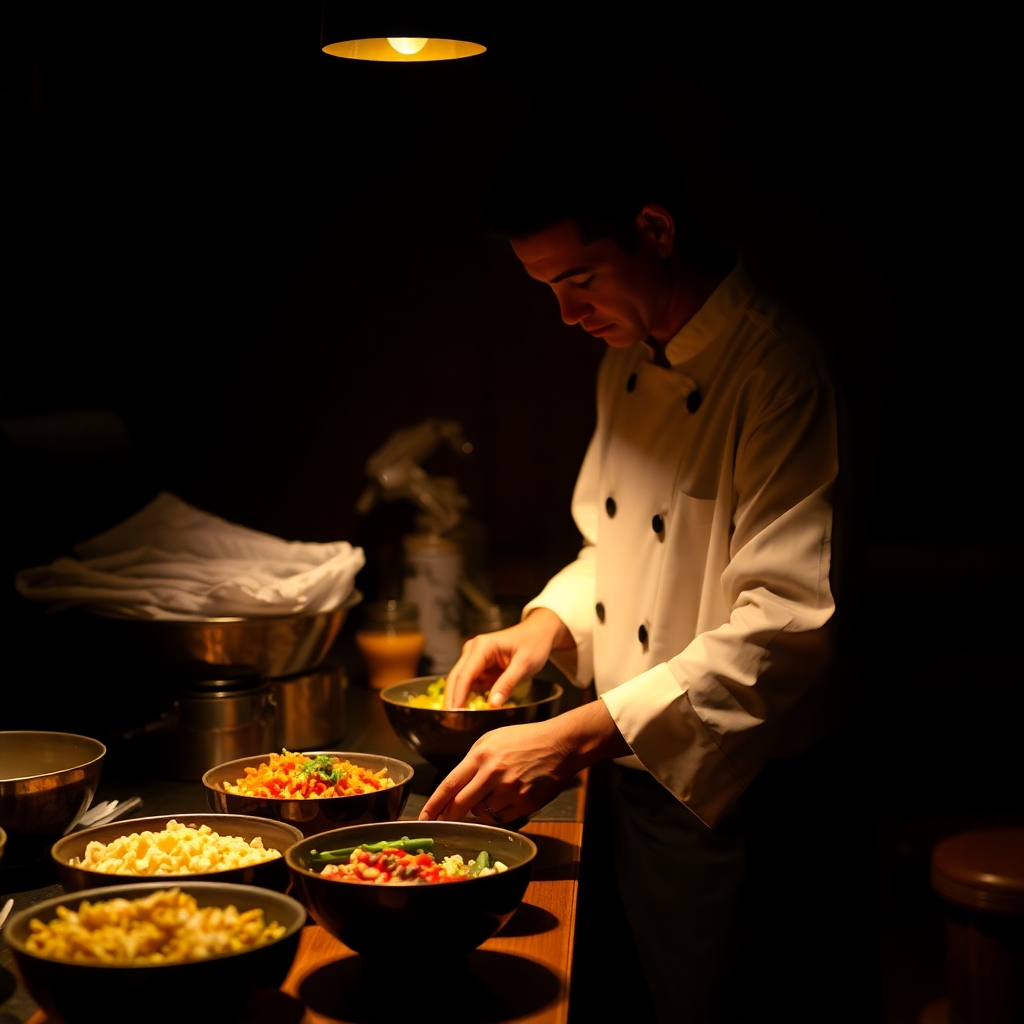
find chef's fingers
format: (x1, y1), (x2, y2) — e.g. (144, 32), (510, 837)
(486, 653), (534, 707)
(444, 636), (507, 708)
(443, 651), (479, 709)
(419, 758), (480, 820)
(435, 773), (496, 821)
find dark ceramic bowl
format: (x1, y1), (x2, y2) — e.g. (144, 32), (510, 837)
(50, 813), (304, 894)
(0, 731), (106, 866)
(286, 819), (536, 958)
(380, 676), (563, 774)
(5, 880), (306, 1024)
(202, 751), (413, 837)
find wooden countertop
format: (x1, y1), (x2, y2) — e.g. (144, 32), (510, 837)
(275, 814), (584, 1024)
(22, 811), (584, 1024)
(12, 679), (589, 1024)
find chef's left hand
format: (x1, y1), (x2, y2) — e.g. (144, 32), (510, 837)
(419, 699), (632, 824)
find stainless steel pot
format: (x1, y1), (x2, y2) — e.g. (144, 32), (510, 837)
(153, 682), (276, 781)
(272, 660), (347, 751)
(79, 590), (362, 679)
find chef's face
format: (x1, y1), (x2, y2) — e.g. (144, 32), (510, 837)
(511, 208), (677, 348)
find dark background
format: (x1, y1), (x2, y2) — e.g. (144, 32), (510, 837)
(1, 5), (1019, 1020)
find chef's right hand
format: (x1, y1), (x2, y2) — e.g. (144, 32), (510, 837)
(443, 608), (574, 709)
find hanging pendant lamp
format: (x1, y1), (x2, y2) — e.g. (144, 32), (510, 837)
(320, 4), (486, 63)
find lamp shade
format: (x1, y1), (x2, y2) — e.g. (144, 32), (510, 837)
(320, 4), (486, 62)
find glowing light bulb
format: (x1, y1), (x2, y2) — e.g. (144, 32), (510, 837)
(387, 37), (428, 55)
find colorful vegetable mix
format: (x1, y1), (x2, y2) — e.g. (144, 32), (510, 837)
(313, 836), (507, 884)
(222, 750), (395, 800)
(309, 837), (434, 865)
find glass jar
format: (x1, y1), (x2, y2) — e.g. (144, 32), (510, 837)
(355, 600), (426, 690)
(462, 602), (522, 642)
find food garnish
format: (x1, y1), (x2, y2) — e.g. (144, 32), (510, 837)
(309, 836), (434, 866)
(312, 836), (507, 884)
(222, 750), (395, 800)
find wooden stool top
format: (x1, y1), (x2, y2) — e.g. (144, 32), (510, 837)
(930, 827), (1024, 915)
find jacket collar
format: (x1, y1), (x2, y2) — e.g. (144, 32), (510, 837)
(658, 261), (757, 369)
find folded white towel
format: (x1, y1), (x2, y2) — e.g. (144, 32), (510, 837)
(14, 492), (365, 620)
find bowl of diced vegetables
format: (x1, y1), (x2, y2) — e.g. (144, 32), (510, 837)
(380, 675), (563, 775)
(285, 819), (537, 957)
(202, 749), (413, 837)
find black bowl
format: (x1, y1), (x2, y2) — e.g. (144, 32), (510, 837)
(202, 751), (413, 837)
(286, 820), (536, 958)
(50, 813), (305, 893)
(5, 880), (306, 1024)
(0, 731), (106, 866)
(380, 676), (563, 775)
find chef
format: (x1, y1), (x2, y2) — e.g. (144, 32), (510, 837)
(421, 114), (857, 1022)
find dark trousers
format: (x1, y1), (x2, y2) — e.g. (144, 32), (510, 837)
(606, 725), (881, 1023)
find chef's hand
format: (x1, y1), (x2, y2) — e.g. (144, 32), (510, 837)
(419, 699), (632, 824)
(443, 608), (574, 709)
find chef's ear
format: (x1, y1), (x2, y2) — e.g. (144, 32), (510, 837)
(636, 204), (675, 258)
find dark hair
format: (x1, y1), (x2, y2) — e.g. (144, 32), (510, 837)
(482, 107), (719, 263)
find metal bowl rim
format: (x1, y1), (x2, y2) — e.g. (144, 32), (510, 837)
(285, 819), (539, 880)
(5, 880), (307, 968)
(201, 750), (416, 800)
(0, 731), (107, 784)
(379, 675), (564, 711)
(81, 589), (363, 626)
(50, 812), (306, 876)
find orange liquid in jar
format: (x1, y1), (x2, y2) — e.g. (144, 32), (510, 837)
(355, 630), (426, 689)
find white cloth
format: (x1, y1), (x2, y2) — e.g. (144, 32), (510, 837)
(524, 264), (840, 827)
(14, 492), (365, 620)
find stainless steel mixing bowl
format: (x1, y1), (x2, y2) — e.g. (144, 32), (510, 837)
(0, 731), (106, 865)
(80, 590), (362, 679)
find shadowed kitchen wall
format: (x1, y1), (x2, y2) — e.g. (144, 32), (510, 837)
(2, 0), (1018, 772)
(2, 6), (1015, 569)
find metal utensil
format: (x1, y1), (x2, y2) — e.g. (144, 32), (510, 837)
(93, 796), (142, 825)
(0, 897), (13, 930)
(70, 799), (116, 833)
(67, 796), (143, 833)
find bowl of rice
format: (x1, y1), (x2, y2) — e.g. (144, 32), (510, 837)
(50, 813), (304, 893)
(202, 749), (413, 837)
(4, 881), (305, 1023)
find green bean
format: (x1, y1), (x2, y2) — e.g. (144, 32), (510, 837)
(468, 850), (490, 877)
(309, 836), (434, 865)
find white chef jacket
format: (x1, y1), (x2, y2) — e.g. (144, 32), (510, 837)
(524, 263), (840, 827)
